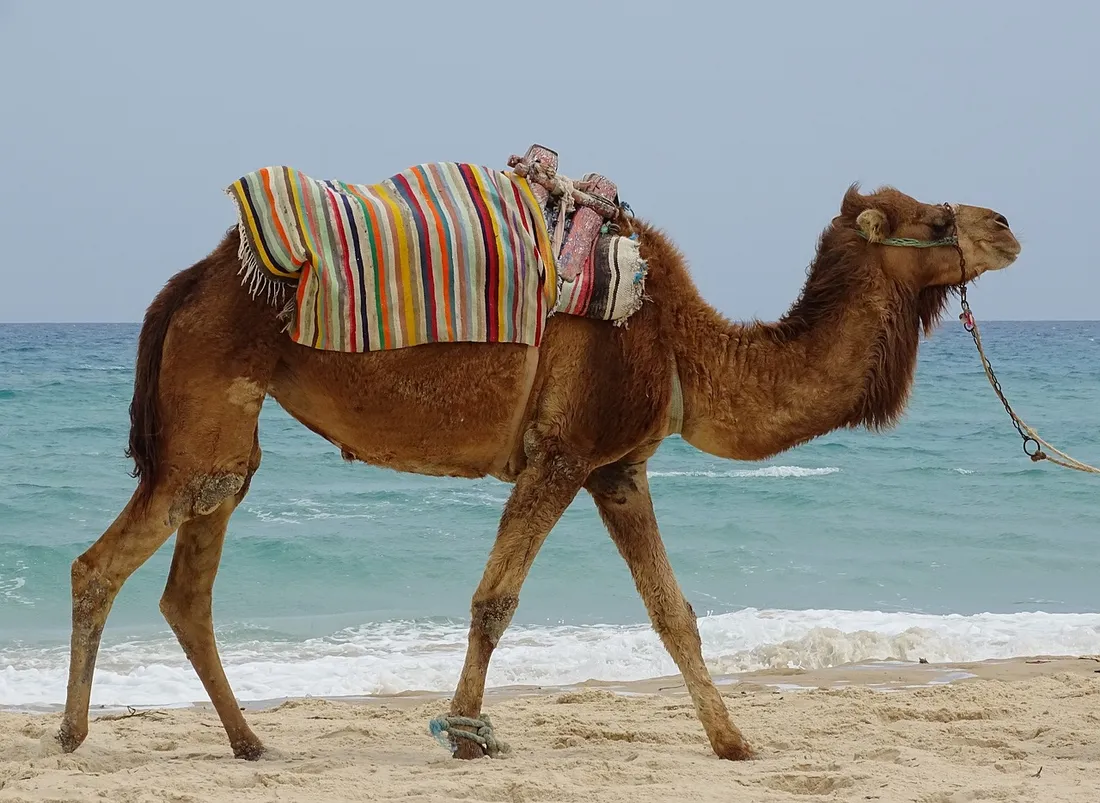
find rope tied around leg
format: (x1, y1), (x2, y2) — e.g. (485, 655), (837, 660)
(428, 714), (510, 757)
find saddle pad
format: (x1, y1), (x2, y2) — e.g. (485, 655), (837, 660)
(226, 163), (558, 352)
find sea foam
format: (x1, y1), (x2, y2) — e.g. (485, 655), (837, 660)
(2, 607), (1099, 708)
(648, 466), (840, 479)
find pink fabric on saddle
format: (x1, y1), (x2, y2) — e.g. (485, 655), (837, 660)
(555, 173), (618, 282)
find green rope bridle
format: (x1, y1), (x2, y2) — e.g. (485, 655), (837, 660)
(854, 231), (959, 248)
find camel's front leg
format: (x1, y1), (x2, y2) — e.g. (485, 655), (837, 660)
(448, 432), (589, 759)
(586, 460), (755, 761)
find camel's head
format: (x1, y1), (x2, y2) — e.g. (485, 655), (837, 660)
(840, 186), (1021, 288)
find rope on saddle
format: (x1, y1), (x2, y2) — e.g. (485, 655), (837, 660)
(428, 714), (510, 757)
(507, 155), (622, 261)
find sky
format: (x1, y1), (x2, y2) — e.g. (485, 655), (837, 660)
(1, 1), (1096, 323)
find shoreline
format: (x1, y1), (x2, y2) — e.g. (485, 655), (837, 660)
(5, 653), (1096, 716)
(10, 605), (1100, 710)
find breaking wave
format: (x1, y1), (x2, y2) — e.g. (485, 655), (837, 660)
(648, 466), (840, 479)
(3, 607), (1098, 708)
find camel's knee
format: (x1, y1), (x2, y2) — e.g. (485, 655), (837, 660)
(168, 473), (246, 527)
(471, 596), (518, 647)
(70, 554), (115, 616)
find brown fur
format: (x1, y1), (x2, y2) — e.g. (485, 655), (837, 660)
(127, 233), (242, 501)
(764, 219), (953, 430)
(58, 183), (1020, 763)
(126, 264), (203, 491)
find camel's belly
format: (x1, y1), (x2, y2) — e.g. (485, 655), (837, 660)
(268, 341), (535, 479)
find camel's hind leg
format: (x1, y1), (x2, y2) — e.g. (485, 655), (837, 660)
(586, 460), (755, 761)
(58, 387), (268, 754)
(58, 466), (257, 754)
(159, 434), (264, 759)
(57, 467), (253, 754)
(56, 486), (182, 752)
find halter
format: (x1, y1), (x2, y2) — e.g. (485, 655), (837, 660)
(853, 202), (968, 289)
(853, 203), (960, 249)
(860, 235), (959, 247)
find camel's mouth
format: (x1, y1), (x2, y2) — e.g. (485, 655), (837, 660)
(985, 229), (1022, 271)
(955, 205), (1021, 275)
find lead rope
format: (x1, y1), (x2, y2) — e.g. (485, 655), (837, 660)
(948, 206), (1099, 474)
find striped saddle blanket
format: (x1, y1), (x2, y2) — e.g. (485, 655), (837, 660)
(226, 162), (646, 353)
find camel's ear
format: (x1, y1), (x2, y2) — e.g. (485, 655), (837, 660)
(856, 209), (889, 243)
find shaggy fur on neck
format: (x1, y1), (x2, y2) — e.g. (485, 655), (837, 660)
(770, 214), (952, 431)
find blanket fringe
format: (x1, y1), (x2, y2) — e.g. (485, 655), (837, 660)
(233, 218), (291, 308)
(612, 290), (647, 327)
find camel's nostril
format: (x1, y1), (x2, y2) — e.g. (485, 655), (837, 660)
(993, 214), (1010, 229)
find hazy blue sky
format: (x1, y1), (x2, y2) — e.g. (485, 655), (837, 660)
(1, 1), (1096, 322)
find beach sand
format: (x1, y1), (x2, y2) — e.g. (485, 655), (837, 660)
(2, 657), (1098, 802)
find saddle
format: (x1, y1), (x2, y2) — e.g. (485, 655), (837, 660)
(507, 144), (624, 283)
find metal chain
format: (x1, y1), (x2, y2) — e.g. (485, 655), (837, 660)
(948, 204), (1100, 474)
(957, 286), (1043, 460)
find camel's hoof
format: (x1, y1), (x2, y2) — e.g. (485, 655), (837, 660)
(713, 736), (756, 761)
(56, 726), (86, 754)
(453, 741), (488, 761)
(232, 740), (267, 761)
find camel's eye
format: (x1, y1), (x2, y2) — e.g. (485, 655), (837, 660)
(929, 219), (952, 239)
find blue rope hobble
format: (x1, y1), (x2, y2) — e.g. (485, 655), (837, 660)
(428, 714), (510, 757)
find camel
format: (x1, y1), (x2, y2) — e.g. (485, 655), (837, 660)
(55, 180), (1019, 763)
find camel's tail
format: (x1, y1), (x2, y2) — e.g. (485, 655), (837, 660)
(125, 254), (210, 503)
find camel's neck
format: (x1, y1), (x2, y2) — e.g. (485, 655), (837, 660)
(665, 251), (929, 461)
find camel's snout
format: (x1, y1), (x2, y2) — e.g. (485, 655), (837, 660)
(955, 205), (1021, 272)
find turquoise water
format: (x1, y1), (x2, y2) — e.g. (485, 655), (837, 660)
(1, 320), (1099, 707)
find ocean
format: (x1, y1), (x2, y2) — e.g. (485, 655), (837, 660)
(1, 320), (1098, 710)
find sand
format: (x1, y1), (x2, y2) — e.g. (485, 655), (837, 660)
(2, 657), (1099, 802)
